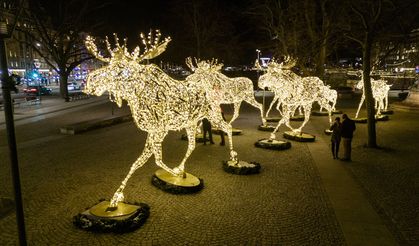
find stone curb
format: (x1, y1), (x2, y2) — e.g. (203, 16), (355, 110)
(60, 114), (132, 135)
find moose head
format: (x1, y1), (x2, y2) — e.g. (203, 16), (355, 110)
(84, 30), (171, 106)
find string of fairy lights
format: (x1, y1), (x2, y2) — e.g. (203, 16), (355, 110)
(85, 30), (243, 208)
(355, 77), (391, 118)
(185, 57), (265, 125)
(257, 58), (337, 139)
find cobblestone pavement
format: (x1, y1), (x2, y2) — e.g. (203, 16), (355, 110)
(0, 100), (345, 245)
(310, 98), (419, 245)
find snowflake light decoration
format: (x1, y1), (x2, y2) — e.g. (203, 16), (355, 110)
(355, 76), (391, 118)
(84, 30), (235, 208)
(185, 57), (265, 125)
(258, 58), (326, 139)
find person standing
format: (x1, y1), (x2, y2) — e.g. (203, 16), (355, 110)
(329, 117), (342, 159)
(202, 118), (215, 145)
(340, 114), (356, 161)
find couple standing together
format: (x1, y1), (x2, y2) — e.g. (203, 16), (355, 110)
(329, 114), (356, 161)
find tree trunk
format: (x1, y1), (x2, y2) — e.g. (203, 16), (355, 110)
(316, 41), (327, 77)
(59, 72), (70, 102)
(363, 32), (377, 147)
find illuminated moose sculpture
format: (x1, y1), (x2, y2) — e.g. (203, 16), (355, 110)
(84, 31), (236, 208)
(258, 58), (326, 140)
(185, 57), (265, 125)
(355, 77), (391, 118)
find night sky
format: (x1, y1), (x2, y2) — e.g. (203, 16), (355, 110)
(86, 0), (260, 65)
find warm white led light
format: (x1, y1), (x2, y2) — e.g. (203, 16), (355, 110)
(257, 58), (329, 139)
(355, 77), (391, 118)
(84, 30), (236, 208)
(185, 57), (265, 125)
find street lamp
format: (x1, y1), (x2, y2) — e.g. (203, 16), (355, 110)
(0, 2), (27, 245)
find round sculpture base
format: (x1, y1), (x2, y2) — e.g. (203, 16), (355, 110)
(311, 111), (329, 116)
(283, 131), (315, 142)
(181, 133), (207, 142)
(376, 115), (389, 121)
(254, 138), (291, 150)
(353, 117), (367, 123)
(354, 115), (389, 123)
(290, 115), (304, 121)
(380, 110), (393, 115)
(152, 169), (203, 194)
(324, 129), (333, 135)
(73, 200), (150, 233)
(212, 128), (242, 135)
(332, 110), (342, 115)
(266, 117), (281, 122)
(258, 124), (276, 132)
(222, 160), (261, 175)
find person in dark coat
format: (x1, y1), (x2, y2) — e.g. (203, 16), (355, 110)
(340, 114), (356, 161)
(329, 117), (342, 159)
(202, 118), (214, 145)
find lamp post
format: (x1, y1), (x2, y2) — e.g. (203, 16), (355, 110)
(256, 49), (265, 114)
(0, 16), (28, 246)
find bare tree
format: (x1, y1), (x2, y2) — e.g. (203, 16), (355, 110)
(168, 0), (239, 62)
(246, 0), (344, 76)
(345, 0), (419, 147)
(19, 0), (105, 101)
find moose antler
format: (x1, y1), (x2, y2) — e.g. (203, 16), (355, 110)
(185, 57), (196, 71)
(138, 29), (171, 61)
(280, 56), (297, 69)
(85, 36), (111, 62)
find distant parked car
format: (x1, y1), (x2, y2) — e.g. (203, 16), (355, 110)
(23, 85), (52, 95)
(68, 81), (81, 91)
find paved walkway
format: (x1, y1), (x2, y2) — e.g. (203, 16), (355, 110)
(305, 123), (396, 245)
(1, 96), (416, 245)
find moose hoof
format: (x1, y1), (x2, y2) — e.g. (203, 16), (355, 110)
(151, 169), (203, 194)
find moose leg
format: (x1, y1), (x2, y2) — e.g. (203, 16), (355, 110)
(175, 126), (197, 175)
(296, 104), (312, 133)
(109, 135), (153, 208)
(229, 102), (242, 124)
(245, 96), (266, 125)
(270, 105), (291, 140)
(212, 115), (237, 161)
(265, 95), (278, 118)
(152, 131), (180, 176)
(355, 94), (365, 118)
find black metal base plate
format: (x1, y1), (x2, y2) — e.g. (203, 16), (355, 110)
(353, 117), (367, 123)
(312, 111), (329, 116)
(258, 124), (276, 132)
(265, 117), (281, 122)
(212, 128), (242, 135)
(254, 138), (291, 150)
(376, 115), (389, 121)
(283, 131), (315, 142)
(222, 160), (261, 175)
(354, 115), (389, 123)
(73, 200), (150, 233)
(380, 110), (393, 115)
(290, 115), (305, 121)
